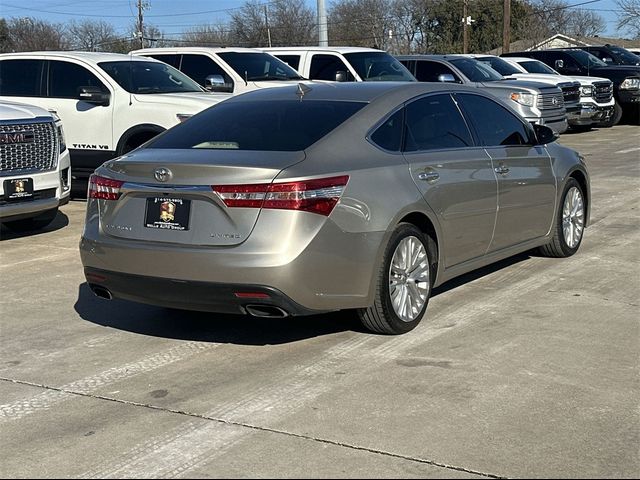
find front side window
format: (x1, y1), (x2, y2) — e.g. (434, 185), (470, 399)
(147, 100), (366, 152)
(567, 50), (607, 68)
(146, 54), (180, 68)
(344, 52), (415, 82)
(457, 93), (531, 147)
(0, 59), (44, 96)
(275, 55), (301, 71)
(404, 94), (473, 152)
(98, 61), (203, 94)
(370, 109), (404, 152)
(519, 60), (557, 75)
(48, 61), (108, 98)
(217, 52), (302, 81)
(180, 54), (233, 88)
(414, 60), (461, 83)
(309, 54), (354, 81)
(608, 47), (640, 65)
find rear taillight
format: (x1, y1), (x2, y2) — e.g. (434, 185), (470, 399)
(88, 174), (124, 200)
(213, 175), (349, 216)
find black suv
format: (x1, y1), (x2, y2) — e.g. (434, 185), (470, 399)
(568, 45), (640, 66)
(502, 49), (640, 126)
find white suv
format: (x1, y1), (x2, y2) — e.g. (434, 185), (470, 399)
(1, 101), (70, 231)
(131, 47), (306, 93)
(0, 52), (231, 187)
(262, 47), (416, 82)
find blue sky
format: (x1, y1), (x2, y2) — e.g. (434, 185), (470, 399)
(0, 0), (625, 39)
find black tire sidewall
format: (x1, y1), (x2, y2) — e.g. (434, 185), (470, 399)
(379, 224), (432, 334)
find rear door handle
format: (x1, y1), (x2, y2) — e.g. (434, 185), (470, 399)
(494, 164), (510, 175)
(418, 171), (440, 182)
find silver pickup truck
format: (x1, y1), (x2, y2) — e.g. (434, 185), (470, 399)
(0, 101), (70, 232)
(398, 55), (568, 134)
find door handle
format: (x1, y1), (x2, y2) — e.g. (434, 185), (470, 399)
(418, 171), (440, 182)
(494, 164), (510, 175)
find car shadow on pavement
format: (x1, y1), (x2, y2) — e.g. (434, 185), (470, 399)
(0, 211), (69, 240)
(74, 283), (358, 345)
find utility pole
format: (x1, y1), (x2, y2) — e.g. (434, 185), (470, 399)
(503, 0), (511, 54)
(317, 0), (328, 47)
(264, 5), (272, 47)
(137, 0), (145, 49)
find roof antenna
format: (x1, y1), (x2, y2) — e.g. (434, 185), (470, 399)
(244, 70), (248, 86)
(296, 83), (311, 100)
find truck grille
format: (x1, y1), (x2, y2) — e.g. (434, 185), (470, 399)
(0, 121), (57, 176)
(560, 84), (580, 104)
(593, 81), (613, 103)
(537, 91), (565, 110)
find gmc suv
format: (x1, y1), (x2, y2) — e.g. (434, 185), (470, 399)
(502, 49), (640, 126)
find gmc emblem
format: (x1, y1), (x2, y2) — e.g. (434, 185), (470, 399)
(0, 131), (35, 145)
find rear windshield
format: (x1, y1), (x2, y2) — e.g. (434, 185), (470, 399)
(217, 52), (304, 81)
(147, 100), (366, 151)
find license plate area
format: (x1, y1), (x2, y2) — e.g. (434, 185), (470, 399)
(4, 178), (34, 201)
(144, 196), (191, 231)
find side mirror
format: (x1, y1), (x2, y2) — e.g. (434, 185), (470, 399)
(78, 86), (110, 106)
(554, 59), (564, 69)
(205, 74), (233, 93)
(335, 70), (348, 82)
(533, 123), (559, 145)
(437, 73), (456, 83)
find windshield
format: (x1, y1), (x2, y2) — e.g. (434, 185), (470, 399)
(99, 61), (204, 94)
(477, 56), (521, 76)
(217, 52), (303, 81)
(147, 100), (366, 152)
(520, 60), (558, 75)
(609, 46), (640, 65)
(570, 50), (608, 68)
(343, 52), (416, 81)
(449, 58), (504, 82)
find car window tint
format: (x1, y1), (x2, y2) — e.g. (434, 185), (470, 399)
(309, 54), (354, 81)
(217, 52), (302, 80)
(0, 59), (44, 96)
(275, 55), (301, 71)
(404, 94), (473, 152)
(48, 60), (108, 98)
(146, 54), (180, 68)
(457, 93), (530, 146)
(371, 109), (403, 152)
(147, 100), (366, 152)
(180, 54), (233, 88)
(414, 60), (460, 82)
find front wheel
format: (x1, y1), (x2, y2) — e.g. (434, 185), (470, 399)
(538, 178), (585, 258)
(596, 103), (622, 128)
(358, 223), (434, 335)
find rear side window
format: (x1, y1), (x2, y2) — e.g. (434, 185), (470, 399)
(180, 54), (233, 88)
(276, 55), (301, 71)
(48, 61), (108, 98)
(309, 55), (354, 81)
(370, 109), (404, 152)
(0, 60), (44, 96)
(146, 54), (180, 68)
(404, 94), (473, 152)
(148, 100), (366, 152)
(457, 93), (531, 146)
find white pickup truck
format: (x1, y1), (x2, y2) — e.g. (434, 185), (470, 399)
(0, 101), (70, 231)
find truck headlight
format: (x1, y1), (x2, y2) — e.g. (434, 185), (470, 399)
(620, 77), (640, 90)
(580, 85), (593, 97)
(510, 92), (535, 107)
(56, 122), (66, 153)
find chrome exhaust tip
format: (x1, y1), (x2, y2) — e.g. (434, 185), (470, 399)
(244, 305), (288, 318)
(90, 284), (112, 300)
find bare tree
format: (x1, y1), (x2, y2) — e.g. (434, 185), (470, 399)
(617, 0), (640, 38)
(68, 19), (118, 51)
(181, 24), (233, 47)
(229, 1), (268, 46)
(328, 0), (394, 49)
(269, 0), (316, 46)
(5, 17), (68, 52)
(0, 18), (11, 53)
(566, 9), (606, 37)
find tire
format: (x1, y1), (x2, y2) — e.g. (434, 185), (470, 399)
(538, 178), (585, 258)
(358, 223), (434, 335)
(596, 102), (622, 128)
(2, 208), (58, 233)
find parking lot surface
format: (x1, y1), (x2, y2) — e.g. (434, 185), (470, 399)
(1, 125), (639, 478)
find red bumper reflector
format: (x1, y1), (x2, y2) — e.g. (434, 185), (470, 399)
(234, 292), (270, 299)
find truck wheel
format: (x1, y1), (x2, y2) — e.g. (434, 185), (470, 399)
(596, 103), (622, 128)
(2, 208), (58, 233)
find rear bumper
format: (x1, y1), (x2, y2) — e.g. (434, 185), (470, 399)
(84, 267), (328, 316)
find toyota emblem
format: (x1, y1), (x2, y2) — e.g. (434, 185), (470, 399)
(551, 97), (558, 106)
(154, 167), (172, 182)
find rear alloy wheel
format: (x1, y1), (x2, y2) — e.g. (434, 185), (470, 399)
(358, 223), (433, 335)
(538, 178), (585, 258)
